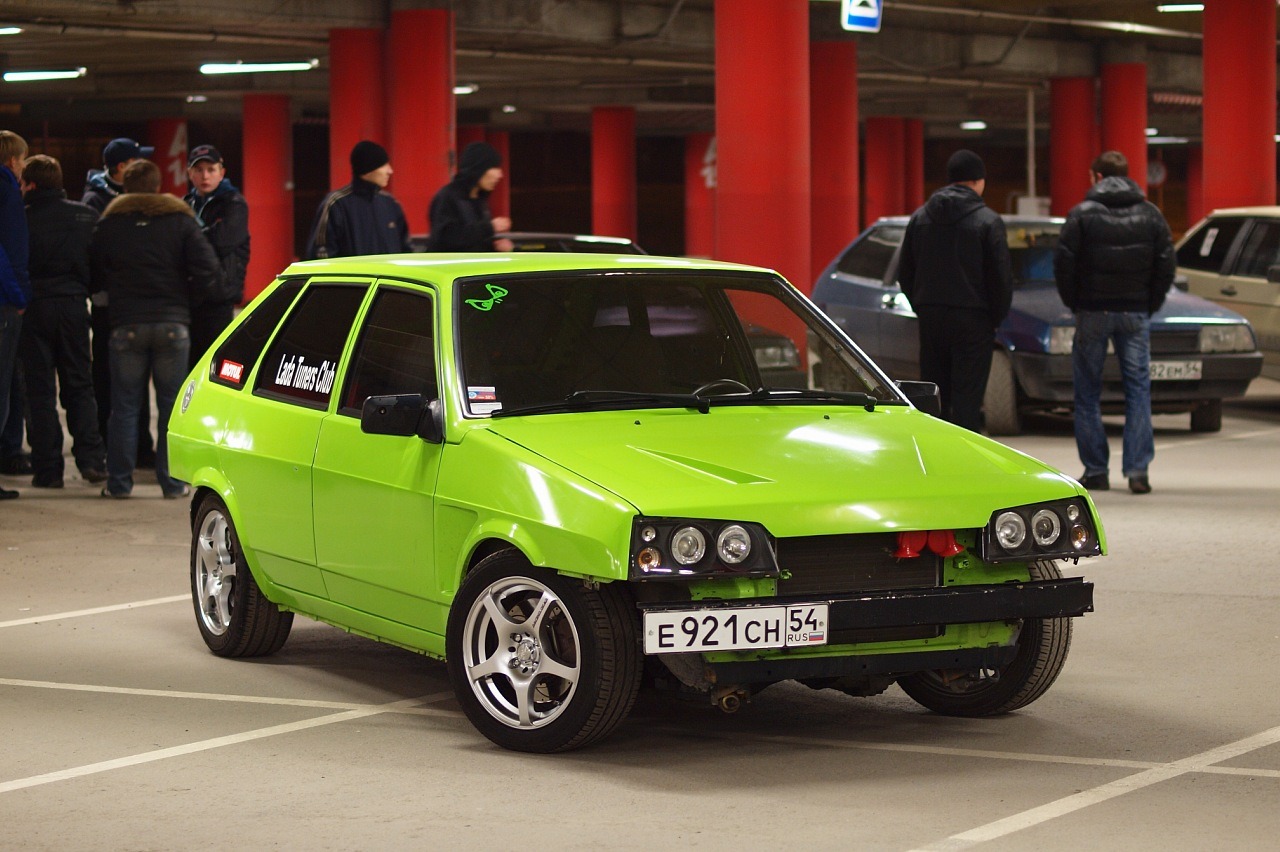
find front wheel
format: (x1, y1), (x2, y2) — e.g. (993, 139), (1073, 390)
(446, 552), (642, 753)
(897, 560), (1071, 716)
(983, 350), (1022, 436)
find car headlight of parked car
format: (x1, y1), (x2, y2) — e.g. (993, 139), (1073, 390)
(1199, 323), (1256, 353)
(630, 518), (778, 579)
(753, 338), (802, 370)
(977, 499), (1101, 563)
(1047, 325), (1074, 355)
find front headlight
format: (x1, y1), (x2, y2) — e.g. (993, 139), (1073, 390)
(630, 518), (777, 579)
(979, 498), (1100, 563)
(754, 339), (801, 370)
(1048, 326), (1074, 354)
(1199, 323), (1256, 353)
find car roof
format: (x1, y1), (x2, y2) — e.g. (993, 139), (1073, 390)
(871, 215), (1066, 226)
(1203, 206), (1280, 217)
(280, 253), (772, 283)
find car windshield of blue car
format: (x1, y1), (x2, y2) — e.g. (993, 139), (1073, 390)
(456, 271), (896, 416)
(1008, 225), (1062, 287)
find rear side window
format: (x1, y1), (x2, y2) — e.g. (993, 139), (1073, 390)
(1177, 217), (1245, 272)
(339, 287), (436, 416)
(209, 279), (303, 389)
(835, 226), (904, 280)
(254, 284), (368, 409)
(1232, 220), (1280, 279)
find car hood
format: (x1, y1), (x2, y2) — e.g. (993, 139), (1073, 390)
(1013, 281), (1248, 325)
(484, 406), (1080, 537)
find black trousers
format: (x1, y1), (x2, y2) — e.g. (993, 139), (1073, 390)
(92, 304), (154, 458)
(19, 297), (106, 476)
(916, 306), (996, 433)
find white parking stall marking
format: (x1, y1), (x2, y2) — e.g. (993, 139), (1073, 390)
(0, 678), (396, 711)
(0, 594), (188, 628)
(0, 691), (455, 795)
(1155, 425), (1280, 454)
(905, 724), (1280, 852)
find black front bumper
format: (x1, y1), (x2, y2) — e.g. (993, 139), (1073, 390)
(1012, 350), (1262, 405)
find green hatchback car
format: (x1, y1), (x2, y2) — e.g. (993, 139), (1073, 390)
(169, 253), (1102, 753)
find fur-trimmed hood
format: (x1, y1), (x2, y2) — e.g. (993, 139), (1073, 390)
(101, 192), (195, 220)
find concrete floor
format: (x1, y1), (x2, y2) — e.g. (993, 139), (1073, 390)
(2, 381), (1278, 850)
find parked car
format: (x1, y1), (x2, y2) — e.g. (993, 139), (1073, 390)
(1176, 207), (1280, 381)
(170, 252), (1100, 753)
(812, 216), (1263, 434)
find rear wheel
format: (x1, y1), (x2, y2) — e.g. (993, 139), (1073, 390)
(983, 350), (1022, 436)
(897, 560), (1071, 716)
(1190, 399), (1223, 433)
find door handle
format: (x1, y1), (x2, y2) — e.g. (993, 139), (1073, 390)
(1220, 285), (1238, 297)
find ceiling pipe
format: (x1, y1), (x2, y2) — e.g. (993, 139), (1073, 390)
(888, 2), (1202, 42)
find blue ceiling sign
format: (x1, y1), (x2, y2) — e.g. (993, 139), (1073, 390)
(842, 0), (882, 33)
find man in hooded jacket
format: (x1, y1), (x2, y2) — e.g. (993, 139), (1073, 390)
(426, 141), (513, 252)
(898, 149), (1014, 432)
(184, 144), (249, 368)
(305, 140), (409, 260)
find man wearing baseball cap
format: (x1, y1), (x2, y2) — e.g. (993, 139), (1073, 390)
(82, 137), (154, 214)
(184, 144), (249, 369)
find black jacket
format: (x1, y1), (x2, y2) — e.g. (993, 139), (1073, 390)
(305, 178), (409, 260)
(426, 180), (496, 252)
(898, 184), (1013, 326)
(186, 178), (250, 305)
(89, 193), (222, 328)
(24, 188), (97, 301)
(1054, 176), (1175, 315)
(81, 169), (122, 214)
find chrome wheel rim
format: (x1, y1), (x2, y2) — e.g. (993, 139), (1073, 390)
(461, 576), (581, 729)
(195, 510), (237, 636)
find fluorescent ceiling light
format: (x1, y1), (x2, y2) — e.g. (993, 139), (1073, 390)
(3, 67), (86, 82)
(0, 26), (24, 35)
(1156, 4), (1204, 12)
(454, 84), (478, 95)
(1147, 136), (1189, 145)
(200, 59), (318, 75)
(960, 120), (987, 131)
(186, 94), (209, 103)
(502, 104), (517, 113)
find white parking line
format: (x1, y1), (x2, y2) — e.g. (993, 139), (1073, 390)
(0, 594), (188, 628)
(0, 678), (398, 710)
(1155, 425), (1280, 453)
(0, 691), (455, 795)
(906, 724), (1280, 852)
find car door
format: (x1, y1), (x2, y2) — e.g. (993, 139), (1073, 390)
(1219, 218), (1280, 373)
(876, 240), (921, 379)
(311, 283), (447, 636)
(219, 280), (370, 597)
(1179, 214), (1248, 301)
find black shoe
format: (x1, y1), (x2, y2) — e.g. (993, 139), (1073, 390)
(162, 484), (191, 500)
(1078, 473), (1110, 491)
(1, 455), (32, 475)
(31, 473), (64, 488)
(1129, 475), (1152, 495)
(80, 467), (108, 484)
(0, 486), (18, 500)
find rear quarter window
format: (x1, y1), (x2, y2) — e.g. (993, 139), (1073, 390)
(209, 279), (303, 389)
(1177, 217), (1245, 273)
(253, 284), (368, 409)
(835, 226), (904, 280)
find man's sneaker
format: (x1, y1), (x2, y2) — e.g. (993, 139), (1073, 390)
(0, 455), (32, 475)
(0, 486), (18, 500)
(1078, 473), (1110, 491)
(1129, 475), (1152, 495)
(31, 473), (64, 488)
(162, 484), (191, 500)
(80, 467), (108, 484)
(100, 487), (130, 499)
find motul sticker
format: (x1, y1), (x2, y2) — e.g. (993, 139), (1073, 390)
(219, 359), (245, 383)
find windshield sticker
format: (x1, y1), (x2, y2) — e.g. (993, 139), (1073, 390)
(468, 386), (502, 415)
(466, 283), (508, 311)
(272, 354), (337, 395)
(218, 359), (245, 384)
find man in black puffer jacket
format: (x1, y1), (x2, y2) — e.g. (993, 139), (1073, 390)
(1055, 150), (1174, 496)
(899, 149), (1013, 432)
(89, 160), (221, 499)
(19, 155), (107, 488)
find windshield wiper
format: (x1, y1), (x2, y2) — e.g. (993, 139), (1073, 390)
(492, 389), (710, 417)
(745, 387), (887, 411)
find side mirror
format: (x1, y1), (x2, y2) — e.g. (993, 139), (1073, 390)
(360, 394), (444, 444)
(1267, 264), (1280, 284)
(1173, 273), (1189, 292)
(896, 380), (941, 417)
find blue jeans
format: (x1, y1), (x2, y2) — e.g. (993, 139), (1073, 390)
(106, 323), (190, 496)
(1072, 311), (1154, 479)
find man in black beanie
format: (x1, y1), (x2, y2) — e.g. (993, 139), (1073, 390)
(898, 148), (1013, 432)
(305, 140), (409, 259)
(425, 141), (513, 252)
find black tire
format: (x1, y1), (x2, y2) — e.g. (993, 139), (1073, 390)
(983, 350), (1022, 436)
(191, 494), (293, 658)
(897, 560), (1072, 716)
(446, 551), (642, 753)
(1190, 399), (1223, 433)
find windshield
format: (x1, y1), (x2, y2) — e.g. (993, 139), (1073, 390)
(1007, 224), (1061, 287)
(456, 271), (895, 416)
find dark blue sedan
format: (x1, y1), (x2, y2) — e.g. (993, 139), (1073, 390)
(810, 217), (1262, 434)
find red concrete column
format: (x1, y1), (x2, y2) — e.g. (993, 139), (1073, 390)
(1050, 77), (1097, 215)
(863, 116), (905, 225)
(591, 106), (637, 240)
(387, 9), (453, 234)
(1187, 145), (1204, 226)
(147, 117), (188, 197)
(810, 41), (858, 277)
(242, 94), (293, 302)
(1100, 63), (1148, 194)
(715, 0), (810, 294)
(1203, 0), (1276, 211)
(904, 118), (925, 210)
(684, 133), (716, 258)
(486, 130), (511, 220)
(328, 28), (385, 190)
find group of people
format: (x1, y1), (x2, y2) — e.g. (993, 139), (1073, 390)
(0, 132), (247, 501)
(900, 147), (1174, 494)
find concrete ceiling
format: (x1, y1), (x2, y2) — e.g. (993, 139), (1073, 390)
(0, 1), (1264, 142)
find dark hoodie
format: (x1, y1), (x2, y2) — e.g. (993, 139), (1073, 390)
(898, 183), (1013, 326)
(425, 142), (503, 252)
(81, 169), (123, 214)
(185, 177), (250, 305)
(1054, 176), (1174, 315)
(305, 176), (409, 260)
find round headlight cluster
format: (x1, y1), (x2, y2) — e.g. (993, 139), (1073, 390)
(986, 501), (1097, 562)
(717, 525), (752, 564)
(671, 526), (707, 565)
(1031, 509), (1061, 546)
(633, 520), (761, 576)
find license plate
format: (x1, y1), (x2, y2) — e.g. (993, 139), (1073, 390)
(1150, 360), (1202, 380)
(643, 604), (829, 654)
